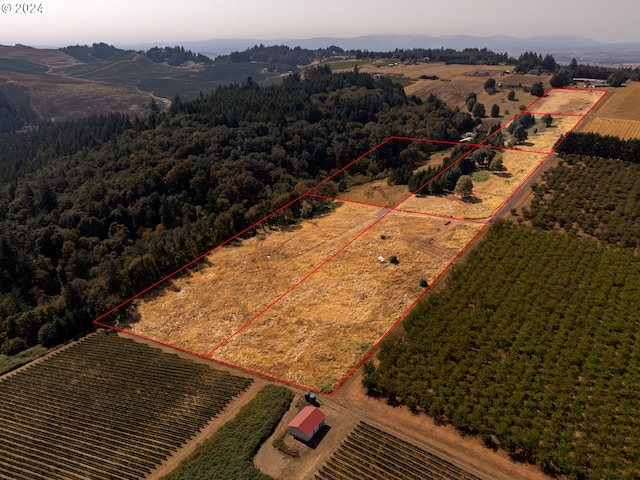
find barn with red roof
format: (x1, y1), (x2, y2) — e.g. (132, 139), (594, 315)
(288, 406), (326, 442)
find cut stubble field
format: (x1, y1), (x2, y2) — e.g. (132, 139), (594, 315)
(581, 82), (640, 139)
(106, 88), (605, 393)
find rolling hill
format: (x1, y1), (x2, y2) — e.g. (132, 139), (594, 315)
(0, 44), (284, 128)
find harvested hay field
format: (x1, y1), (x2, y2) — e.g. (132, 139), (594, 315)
(589, 82), (640, 120)
(580, 83), (640, 139)
(124, 201), (385, 355)
(528, 89), (605, 115)
(212, 213), (481, 391)
(581, 117), (640, 140)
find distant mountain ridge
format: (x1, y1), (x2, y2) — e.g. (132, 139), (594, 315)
(155, 34), (640, 65)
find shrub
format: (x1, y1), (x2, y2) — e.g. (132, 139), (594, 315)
(1, 337), (27, 356)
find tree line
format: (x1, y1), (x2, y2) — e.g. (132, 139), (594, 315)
(556, 131), (640, 162)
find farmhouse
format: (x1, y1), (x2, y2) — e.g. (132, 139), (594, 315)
(288, 406), (326, 442)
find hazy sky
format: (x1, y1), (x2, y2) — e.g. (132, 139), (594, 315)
(1, 0), (638, 47)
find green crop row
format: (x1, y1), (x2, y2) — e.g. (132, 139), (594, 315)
(0, 332), (253, 479)
(162, 384), (293, 480)
(316, 422), (479, 480)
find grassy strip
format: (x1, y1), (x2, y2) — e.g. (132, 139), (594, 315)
(0, 345), (47, 376)
(162, 384), (293, 480)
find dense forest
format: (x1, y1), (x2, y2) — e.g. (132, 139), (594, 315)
(0, 66), (475, 355)
(556, 131), (640, 162)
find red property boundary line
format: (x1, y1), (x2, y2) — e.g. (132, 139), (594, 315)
(306, 193), (488, 225)
(94, 88), (608, 395)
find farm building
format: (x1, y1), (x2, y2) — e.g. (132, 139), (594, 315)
(288, 406), (326, 442)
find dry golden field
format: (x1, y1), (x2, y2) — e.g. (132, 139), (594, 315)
(581, 117), (640, 140)
(124, 201), (384, 355)
(581, 82), (640, 139)
(358, 61), (551, 113)
(527, 88), (605, 115)
(211, 213), (481, 391)
(588, 82), (640, 120)
(399, 149), (546, 219)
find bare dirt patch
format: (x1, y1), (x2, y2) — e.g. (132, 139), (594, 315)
(337, 179), (409, 206)
(212, 213), (480, 391)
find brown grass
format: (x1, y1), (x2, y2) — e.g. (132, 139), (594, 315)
(212, 213), (481, 391)
(513, 115), (581, 152)
(126, 201), (392, 355)
(399, 149), (546, 219)
(0, 70), (164, 121)
(580, 83), (640, 139)
(337, 180), (409, 207)
(356, 62), (552, 115)
(528, 89), (605, 115)
(0, 45), (82, 69)
(588, 82), (640, 120)
(581, 117), (640, 140)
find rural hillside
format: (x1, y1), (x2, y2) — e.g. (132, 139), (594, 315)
(1, 40), (640, 480)
(1, 41), (638, 129)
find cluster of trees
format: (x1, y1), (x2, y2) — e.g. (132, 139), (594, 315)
(550, 58), (639, 88)
(61, 42), (130, 63)
(224, 44), (322, 70)
(514, 52), (557, 73)
(0, 66), (472, 354)
(144, 46), (213, 66)
(507, 112), (536, 144)
(556, 131), (640, 162)
(363, 220), (640, 478)
(61, 43), (214, 66)
(385, 47), (514, 65)
(524, 154), (640, 248)
(404, 132), (504, 197)
(221, 44), (516, 67)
